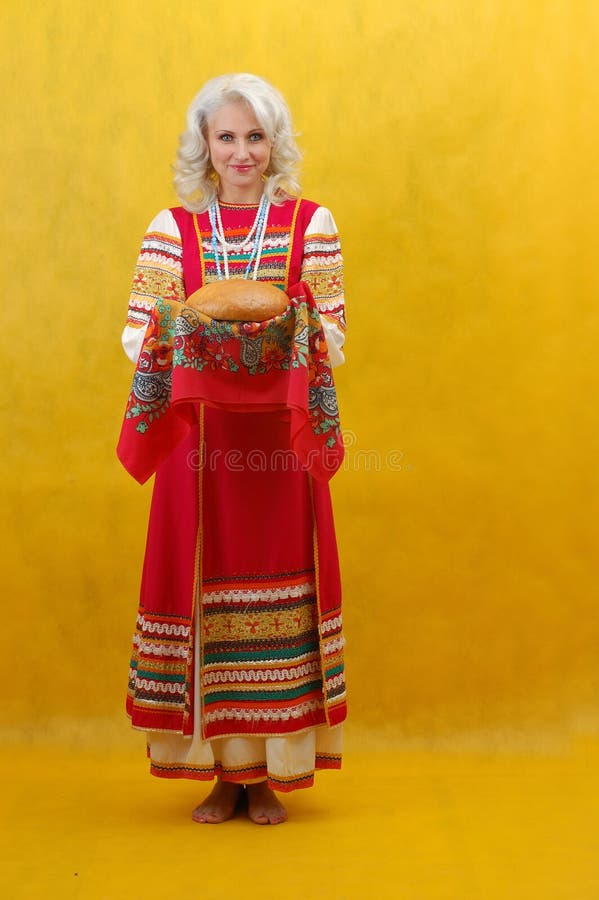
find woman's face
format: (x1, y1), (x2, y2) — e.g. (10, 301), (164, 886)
(206, 100), (272, 204)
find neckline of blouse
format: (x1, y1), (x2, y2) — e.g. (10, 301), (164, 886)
(218, 200), (260, 209)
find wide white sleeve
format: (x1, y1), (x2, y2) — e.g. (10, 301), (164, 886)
(121, 209), (185, 363)
(299, 206), (346, 367)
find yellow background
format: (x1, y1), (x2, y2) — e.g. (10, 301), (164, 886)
(2, 0), (598, 751)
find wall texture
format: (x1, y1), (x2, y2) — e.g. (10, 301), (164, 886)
(2, 0), (598, 747)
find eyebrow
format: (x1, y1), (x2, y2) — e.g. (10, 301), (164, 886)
(214, 128), (265, 135)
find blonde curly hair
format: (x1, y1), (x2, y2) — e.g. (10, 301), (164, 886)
(174, 73), (302, 212)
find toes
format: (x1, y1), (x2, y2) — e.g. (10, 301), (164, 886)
(249, 809), (270, 825)
(193, 813), (221, 824)
(191, 783), (242, 824)
(192, 806), (223, 824)
(251, 815), (270, 825)
(268, 812), (287, 825)
(246, 784), (287, 825)
(249, 807), (287, 825)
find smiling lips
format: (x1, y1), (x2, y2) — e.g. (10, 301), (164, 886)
(231, 165), (253, 172)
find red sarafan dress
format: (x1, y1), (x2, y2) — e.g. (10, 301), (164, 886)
(119, 197), (347, 791)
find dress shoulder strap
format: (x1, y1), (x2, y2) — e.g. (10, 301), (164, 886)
(286, 198), (319, 287)
(170, 206), (207, 295)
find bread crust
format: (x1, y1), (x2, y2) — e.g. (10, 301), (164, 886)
(186, 280), (289, 322)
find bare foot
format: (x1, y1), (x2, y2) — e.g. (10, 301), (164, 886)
(192, 780), (242, 824)
(246, 781), (288, 825)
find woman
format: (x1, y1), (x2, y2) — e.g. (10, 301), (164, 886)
(120, 73), (347, 825)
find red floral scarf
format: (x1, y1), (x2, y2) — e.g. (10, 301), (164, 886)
(117, 281), (344, 483)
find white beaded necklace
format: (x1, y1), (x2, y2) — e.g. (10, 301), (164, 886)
(213, 201), (261, 251)
(208, 195), (270, 281)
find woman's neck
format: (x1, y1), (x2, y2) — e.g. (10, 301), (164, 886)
(217, 186), (264, 205)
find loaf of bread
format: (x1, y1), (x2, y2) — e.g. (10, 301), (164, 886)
(186, 280), (289, 322)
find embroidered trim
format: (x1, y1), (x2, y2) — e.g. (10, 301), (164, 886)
(202, 580), (316, 604)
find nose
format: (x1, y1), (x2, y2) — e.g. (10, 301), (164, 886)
(233, 139), (251, 160)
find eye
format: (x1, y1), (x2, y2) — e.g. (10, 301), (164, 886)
(218, 133), (233, 142)
(249, 132), (264, 142)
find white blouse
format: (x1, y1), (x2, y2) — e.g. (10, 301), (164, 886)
(122, 205), (346, 367)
